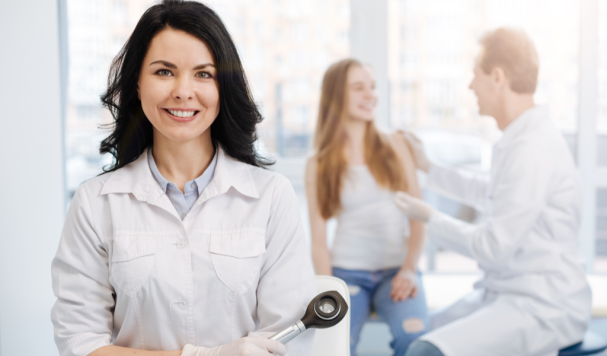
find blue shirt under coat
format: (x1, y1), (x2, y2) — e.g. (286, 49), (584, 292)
(147, 147), (217, 220)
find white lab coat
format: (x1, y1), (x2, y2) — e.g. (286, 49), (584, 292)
(51, 147), (316, 356)
(420, 106), (591, 356)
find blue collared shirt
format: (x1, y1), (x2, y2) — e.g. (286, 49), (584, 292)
(147, 147), (217, 220)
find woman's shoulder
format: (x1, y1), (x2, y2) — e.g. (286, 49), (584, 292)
(246, 166), (300, 211)
(76, 173), (113, 199)
(387, 129), (407, 145)
(388, 130), (414, 159)
(305, 152), (318, 169)
(66, 173), (114, 223)
(247, 163), (293, 194)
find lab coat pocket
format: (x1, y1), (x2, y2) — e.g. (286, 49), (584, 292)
(209, 230), (266, 295)
(111, 235), (157, 296)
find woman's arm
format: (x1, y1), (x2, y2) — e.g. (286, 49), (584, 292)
(52, 186), (117, 356)
(89, 346), (181, 356)
(305, 156), (332, 275)
(253, 174), (317, 356)
(389, 133), (427, 302)
(52, 186), (182, 356)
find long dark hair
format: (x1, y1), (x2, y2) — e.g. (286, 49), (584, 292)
(100, 0), (271, 172)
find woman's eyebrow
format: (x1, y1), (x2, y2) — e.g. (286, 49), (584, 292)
(193, 63), (215, 70)
(149, 60), (177, 68)
(148, 60), (215, 71)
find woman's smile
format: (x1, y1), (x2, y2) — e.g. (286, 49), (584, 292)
(358, 103), (374, 112)
(163, 108), (200, 122)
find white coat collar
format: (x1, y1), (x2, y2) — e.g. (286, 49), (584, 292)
(100, 145), (260, 204)
(495, 105), (548, 149)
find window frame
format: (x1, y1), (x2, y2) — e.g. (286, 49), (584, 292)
(579, 0), (600, 272)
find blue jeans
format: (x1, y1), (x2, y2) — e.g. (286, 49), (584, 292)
(404, 340), (444, 356)
(333, 267), (429, 356)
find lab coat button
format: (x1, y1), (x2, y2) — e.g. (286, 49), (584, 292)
(176, 301), (187, 309)
(176, 240), (187, 249)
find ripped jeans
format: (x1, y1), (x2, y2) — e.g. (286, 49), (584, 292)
(332, 268), (429, 356)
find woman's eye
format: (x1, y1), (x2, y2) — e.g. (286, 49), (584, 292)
(157, 69), (172, 76)
(196, 71), (212, 79)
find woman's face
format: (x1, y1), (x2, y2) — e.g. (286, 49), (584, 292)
(345, 65), (377, 122)
(137, 28), (220, 143)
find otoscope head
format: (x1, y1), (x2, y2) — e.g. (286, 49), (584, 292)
(300, 291), (348, 329)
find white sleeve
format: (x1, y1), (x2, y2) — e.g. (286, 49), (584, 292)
(427, 163), (490, 212)
(250, 176), (316, 355)
(51, 186), (114, 356)
(427, 145), (551, 268)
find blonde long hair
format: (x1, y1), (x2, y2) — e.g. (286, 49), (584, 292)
(315, 59), (408, 219)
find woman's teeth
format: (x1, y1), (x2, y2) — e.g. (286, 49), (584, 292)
(168, 109), (196, 118)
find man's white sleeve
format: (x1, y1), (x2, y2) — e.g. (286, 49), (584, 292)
(427, 163), (490, 212)
(427, 144), (551, 268)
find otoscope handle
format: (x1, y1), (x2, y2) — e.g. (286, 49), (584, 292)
(268, 321), (307, 344)
(268, 290), (347, 344)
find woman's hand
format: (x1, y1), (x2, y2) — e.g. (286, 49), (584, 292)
(182, 336), (286, 356)
(389, 269), (418, 302)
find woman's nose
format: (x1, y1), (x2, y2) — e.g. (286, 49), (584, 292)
(173, 76), (194, 101)
(364, 87), (375, 99)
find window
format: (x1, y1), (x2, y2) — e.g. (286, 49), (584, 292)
(65, 0), (145, 197)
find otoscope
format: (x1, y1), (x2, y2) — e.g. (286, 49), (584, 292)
(269, 290), (348, 344)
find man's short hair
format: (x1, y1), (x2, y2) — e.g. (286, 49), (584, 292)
(479, 28), (539, 94)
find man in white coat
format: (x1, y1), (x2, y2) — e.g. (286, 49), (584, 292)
(396, 28), (592, 356)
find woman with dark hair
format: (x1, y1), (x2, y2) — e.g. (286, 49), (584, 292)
(51, 1), (315, 356)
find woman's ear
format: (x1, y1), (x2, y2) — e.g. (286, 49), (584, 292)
(137, 84), (141, 100)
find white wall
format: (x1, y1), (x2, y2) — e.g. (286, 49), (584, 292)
(0, 1), (64, 355)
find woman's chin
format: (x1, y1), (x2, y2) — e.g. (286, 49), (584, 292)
(350, 114), (375, 123)
(156, 128), (209, 144)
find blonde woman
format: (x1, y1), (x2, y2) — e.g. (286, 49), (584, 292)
(305, 58), (428, 356)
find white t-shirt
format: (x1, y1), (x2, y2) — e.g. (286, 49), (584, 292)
(331, 165), (410, 271)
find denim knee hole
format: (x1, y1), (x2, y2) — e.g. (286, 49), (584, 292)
(402, 318), (425, 333)
(348, 285), (361, 296)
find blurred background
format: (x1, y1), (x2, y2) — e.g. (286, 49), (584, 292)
(62, 0), (605, 273)
(1, 0), (607, 355)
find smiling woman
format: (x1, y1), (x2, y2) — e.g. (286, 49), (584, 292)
(139, 34), (219, 131)
(99, 0), (269, 173)
(135, 28), (221, 190)
(306, 59), (428, 356)
(50, 1), (317, 356)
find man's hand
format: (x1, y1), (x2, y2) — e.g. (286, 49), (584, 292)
(390, 269), (418, 302)
(182, 336), (286, 356)
(394, 191), (434, 222)
(401, 131), (430, 173)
